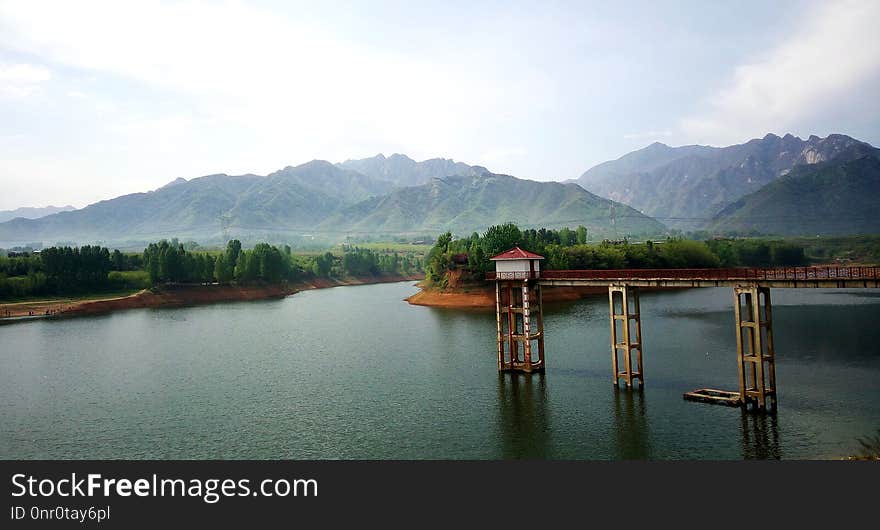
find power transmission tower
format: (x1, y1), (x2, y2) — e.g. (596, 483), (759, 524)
(218, 214), (232, 243)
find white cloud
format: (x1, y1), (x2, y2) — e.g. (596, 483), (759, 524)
(0, 132), (25, 143)
(0, 0), (538, 195)
(0, 62), (50, 97)
(0, 0), (510, 147)
(680, 0), (880, 144)
(0, 62), (49, 82)
(2, 0), (876, 209)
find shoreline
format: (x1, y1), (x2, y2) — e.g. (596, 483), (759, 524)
(2, 276), (683, 320)
(0, 274), (423, 323)
(405, 283), (607, 310)
(405, 283), (693, 310)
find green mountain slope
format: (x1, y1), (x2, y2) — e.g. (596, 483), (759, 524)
(0, 173), (262, 242)
(0, 159), (665, 245)
(0, 161), (392, 244)
(322, 172), (665, 236)
(267, 160), (394, 204)
(708, 147), (880, 236)
(575, 133), (872, 229)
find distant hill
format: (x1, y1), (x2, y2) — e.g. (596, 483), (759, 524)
(0, 161), (393, 244)
(0, 205), (76, 223)
(574, 133), (871, 229)
(264, 160), (394, 205)
(708, 144), (880, 236)
(0, 159), (663, 246)
(573, 141), (717, 188)
(337, 153), (485, 187)
(321, 172), (665, 236)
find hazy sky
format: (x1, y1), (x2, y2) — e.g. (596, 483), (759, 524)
(1, 0), (879, 210)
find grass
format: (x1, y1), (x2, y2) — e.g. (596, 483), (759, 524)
(108, 269), (151, 287)
(0, 270), (151, 303)
(0, 288), (143, 305)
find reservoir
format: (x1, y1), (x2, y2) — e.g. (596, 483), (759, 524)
(1, 281), (879, 459)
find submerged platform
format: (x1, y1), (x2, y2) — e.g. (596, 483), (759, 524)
(683, 388), (742, 407)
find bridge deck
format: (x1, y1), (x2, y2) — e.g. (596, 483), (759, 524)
(487, 266), (880, 288)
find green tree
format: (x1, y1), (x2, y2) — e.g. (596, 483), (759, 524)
(558, 227), (574, 246)
(735, 241), (772, 267)
(251, 243), (284, 282)
(214, 253), (233, 284)
(234, 251), (248, 282)
(314, 252), (334, 277)
(481, 223), (522, 258)
(145, 245), (160, 283)
(425, 232), (453, 283)
(226, 240), (242, 268)
(111, 249), (125, 271)
(770, 242), (806, 266)
(658, 239), (720, 268)
(468, 243), (486, 274)
(575, 225), (588, 245)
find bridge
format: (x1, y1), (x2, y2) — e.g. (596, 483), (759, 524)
(487, 247), (880, 411)
(488, 265), (880, 288)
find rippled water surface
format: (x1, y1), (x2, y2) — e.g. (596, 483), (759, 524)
(2, 282), (879, 459)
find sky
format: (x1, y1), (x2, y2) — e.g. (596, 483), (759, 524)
(1, 0), (879, 210)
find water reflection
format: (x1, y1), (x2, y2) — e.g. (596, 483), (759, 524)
(740, 410), (781, 459)
(612, 387), (652, 459)
(495, 373), (550, 458)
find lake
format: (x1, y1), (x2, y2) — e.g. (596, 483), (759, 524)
(2, 281), (879, 459)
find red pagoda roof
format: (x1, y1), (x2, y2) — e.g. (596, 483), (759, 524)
(489, 246), (545, 261)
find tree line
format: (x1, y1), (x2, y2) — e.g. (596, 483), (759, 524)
(0, 246), (118, 298)
(1, 239), (425, 300)
(424, 223), (809, 287)
(308, 247), (421, 279)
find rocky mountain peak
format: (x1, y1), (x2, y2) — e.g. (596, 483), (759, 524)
(573, 132), (875, 230)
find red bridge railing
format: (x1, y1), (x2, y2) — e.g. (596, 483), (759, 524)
(486, 266), (880, 281)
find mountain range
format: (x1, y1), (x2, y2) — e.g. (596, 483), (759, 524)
(337, 153), (485, 187)
(0, 156), (660, 246)
(573, 133), (873, 230)
(320, 173), (662, 235)
(0, 205), (76, 223)
(707, 143), (880, 236)
(2, 132), (878, 247)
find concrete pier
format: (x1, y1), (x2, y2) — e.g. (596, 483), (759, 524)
(609, 285), (643, 388)
(496, 279), (544, 372)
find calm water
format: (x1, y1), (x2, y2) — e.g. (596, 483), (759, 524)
(2, 282), (879, 460)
